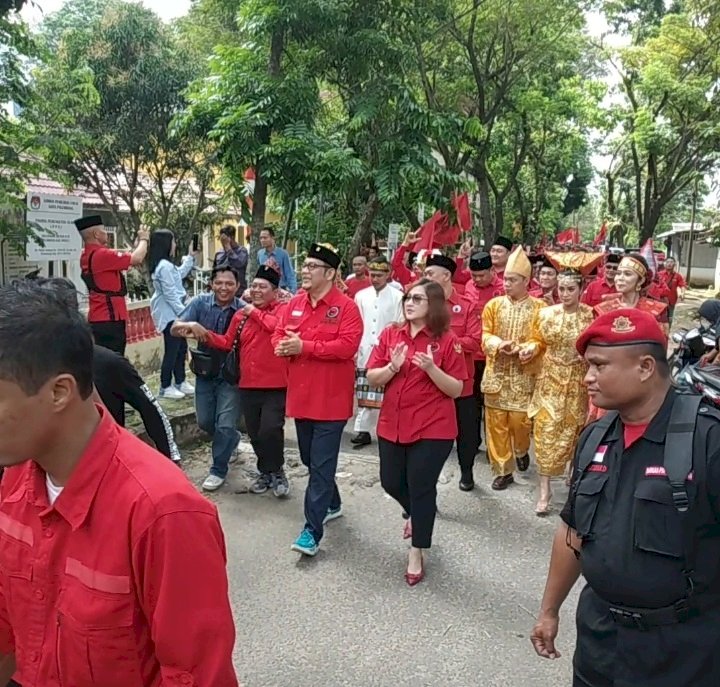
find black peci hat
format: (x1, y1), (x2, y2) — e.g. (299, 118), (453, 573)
(605, 253), (622, 265)
(308, 243), (341, 270)
(255, 265), (280, 287)
(74, 215), (103, 232)
(469, 251), (492, 271)
(492, 235), (513, 251)
(426, 253), (457, 275)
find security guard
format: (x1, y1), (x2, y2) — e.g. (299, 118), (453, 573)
(531, 308), (720, 687)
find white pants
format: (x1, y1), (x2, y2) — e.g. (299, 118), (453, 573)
(354, 406), (378, 434)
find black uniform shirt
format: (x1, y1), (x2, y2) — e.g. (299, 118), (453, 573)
(561, 390), (720, 608)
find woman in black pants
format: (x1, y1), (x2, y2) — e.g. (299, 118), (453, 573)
(367, 279), (467, 586)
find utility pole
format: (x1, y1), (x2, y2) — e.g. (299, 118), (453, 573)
(685, 172), (700, 284)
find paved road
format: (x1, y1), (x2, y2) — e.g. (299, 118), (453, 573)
(185, 434), (581, 687)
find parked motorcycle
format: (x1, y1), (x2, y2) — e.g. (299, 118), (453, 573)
(669, 325), (717, 381)
(679, 364), (720, 408)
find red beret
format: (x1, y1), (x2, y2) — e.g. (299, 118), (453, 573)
(576, 308), (666, 356)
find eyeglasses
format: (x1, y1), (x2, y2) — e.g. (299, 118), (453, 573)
(402, 294), (429, 305)
(301, 262), (327, 271)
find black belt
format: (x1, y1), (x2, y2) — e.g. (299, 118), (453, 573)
(607, 595), (720, 630)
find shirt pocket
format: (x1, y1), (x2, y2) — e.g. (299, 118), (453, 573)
(56, 573), (143, 687)
(315, 322), (340, 340)
(0, 533), (34, 659)
(632, 479), (684, 559)
(573, 475), (608, 540)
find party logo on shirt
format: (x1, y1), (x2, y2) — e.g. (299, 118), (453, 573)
(452, 304), (462, 314)
(430, 342), (441, 354)
(326, 306), (340, 320)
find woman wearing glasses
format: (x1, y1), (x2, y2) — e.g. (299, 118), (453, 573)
(367, 279), (467, 586)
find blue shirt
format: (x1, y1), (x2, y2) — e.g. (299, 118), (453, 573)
(257, 245), (297, 293)
(150, 256), (195, 333)
(178, 293), (244, 339)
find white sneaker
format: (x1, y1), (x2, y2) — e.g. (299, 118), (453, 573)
(176, 381), (195, 396)
(160, 386), (185, 400)
(202, 474), (225, 492)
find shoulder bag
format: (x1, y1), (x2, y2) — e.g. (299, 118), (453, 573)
(221, 315), (250, 386)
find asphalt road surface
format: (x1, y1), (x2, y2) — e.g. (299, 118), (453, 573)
(185, 433), (581, 687)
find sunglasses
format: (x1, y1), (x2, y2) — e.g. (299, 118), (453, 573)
(402, 294), (428, 305)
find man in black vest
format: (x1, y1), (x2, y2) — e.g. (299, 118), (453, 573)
(531, 308), (720, 687)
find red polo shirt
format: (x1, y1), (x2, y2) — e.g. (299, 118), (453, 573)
(345, 275), (371, 299)
(272, 287), (363, 421)
(581, 278), (616, 308)
(206, 300), (288, 389)
(368, 324), (468, 443)
(80, 244), (132, 322)
(659, 269), (686, 306)
(391, 246), (414, 287)
(0, 408), (237, 687)
(463, 281), (502, 360)
(447, 288), (482, 397)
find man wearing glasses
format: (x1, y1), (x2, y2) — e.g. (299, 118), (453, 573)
(273, 244), (363, 557)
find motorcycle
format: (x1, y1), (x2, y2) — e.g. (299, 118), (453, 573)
(669, 325), (716, 381)
(680, 364), (720, 409)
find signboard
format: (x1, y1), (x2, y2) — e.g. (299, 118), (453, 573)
(388, 223), (401, 249)
(1, 243), (38, 284)
(26, 193), (83, 261)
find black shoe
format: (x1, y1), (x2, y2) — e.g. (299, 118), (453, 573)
(492, 474), (515, 491)
(459, 470), (475, 491)
(516, 454), (530, 472)
(351, 432), (371, 446)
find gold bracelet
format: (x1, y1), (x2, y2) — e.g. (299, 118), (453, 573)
(389, 363), (399, 374)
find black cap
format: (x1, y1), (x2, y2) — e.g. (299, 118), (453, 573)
(492, 235), (513, 251)
(540, 256), (557, 272)
(308, 243), (341, 270)
(605, 253), (621, 265)
(74, 215), (103, 232)
(469, 251), (492, 271)
(426, 253), (457, 275)
(529, 254), (545, 266)
(255, 265), (279, 287)
(408, 251), (418, 266)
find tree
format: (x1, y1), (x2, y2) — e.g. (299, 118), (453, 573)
(24, 1), (220, 250)
(602, 1), (720, 242)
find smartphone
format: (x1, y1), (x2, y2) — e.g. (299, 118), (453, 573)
(192, 233), (199, 252)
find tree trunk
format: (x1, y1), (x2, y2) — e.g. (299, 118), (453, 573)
(475, 170), (494, 247)
(606, 172), (616, 216)
(281, 198), (295, 249)
(346, 193), (380, 265)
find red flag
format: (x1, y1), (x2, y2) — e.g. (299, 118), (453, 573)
(640, 238), (658, 276)
(410, 192), (471, 251)
(556, 227), (579, 245)
(592, 222), (608, 247)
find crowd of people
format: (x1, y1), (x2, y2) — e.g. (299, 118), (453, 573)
(0, 213), (715, 687)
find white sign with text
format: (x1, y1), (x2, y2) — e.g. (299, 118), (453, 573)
(26, 193), (83, 261)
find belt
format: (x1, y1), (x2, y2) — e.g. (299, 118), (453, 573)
(607, 595), (720, 630)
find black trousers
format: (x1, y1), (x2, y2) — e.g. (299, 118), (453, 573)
(90, 320), (127, 355)
(378, 438), (453, 549)
(240, 388), (286, 474)
(160, 322), (187, 389)
(455, 395), (478, 475)
(473, 359), (486, 449)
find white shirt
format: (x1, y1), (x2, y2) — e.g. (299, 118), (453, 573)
(46, 473), (64, 505)
(354, 284), (404, 368)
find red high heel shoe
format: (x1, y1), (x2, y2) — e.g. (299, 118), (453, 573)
(403, 519), (412, 540)
(404, 555), (424, 587)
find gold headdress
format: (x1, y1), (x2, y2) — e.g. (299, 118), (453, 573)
(505, 246), (532, 279)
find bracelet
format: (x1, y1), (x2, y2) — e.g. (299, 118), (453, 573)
(389, 363), (399, 374)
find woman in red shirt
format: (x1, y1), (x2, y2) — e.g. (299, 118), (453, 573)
(367, 279), (467, 586)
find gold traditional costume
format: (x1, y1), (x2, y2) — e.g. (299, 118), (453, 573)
(481, 248), (544, 476)
(527, 303), (594, 476)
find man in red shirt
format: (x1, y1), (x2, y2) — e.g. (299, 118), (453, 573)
(581, 253), (620, 308)
(345, 255), (371, 298)
(423, 254), (482, 491)
(465, 252), (502, 451)
(529, 257), (560, 305)
(76, 215), (149, 355)
(658, 257), (687, 323)
(273, 243), (363, 556)
(490, 235), (513, 281)
(0, 281), (237, 687)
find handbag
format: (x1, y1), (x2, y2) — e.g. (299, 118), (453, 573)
(220, 315), (249, 386)
(189, 348), (219, 380)
(355, 368), (384, 408)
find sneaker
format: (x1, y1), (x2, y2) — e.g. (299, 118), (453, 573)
(323, 505), (343, 524)
(271, 472), (290, 498)
(202, 474), (225, 492)
(176, 381), (195, 396)
(291, 529), (318, 556)
(159, 386), (185, 400)
(250, 472), (273, 494)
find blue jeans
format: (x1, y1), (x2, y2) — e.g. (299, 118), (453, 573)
(195, 377), (242, 479)
(161, 321), (187, 388)
(295, 419), (346, 543)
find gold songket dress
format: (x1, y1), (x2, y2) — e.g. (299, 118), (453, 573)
(528, 304), (594, 476)
(481, 294), (545, 411)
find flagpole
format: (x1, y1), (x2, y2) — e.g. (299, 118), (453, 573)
(685, 172), (700, 284)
